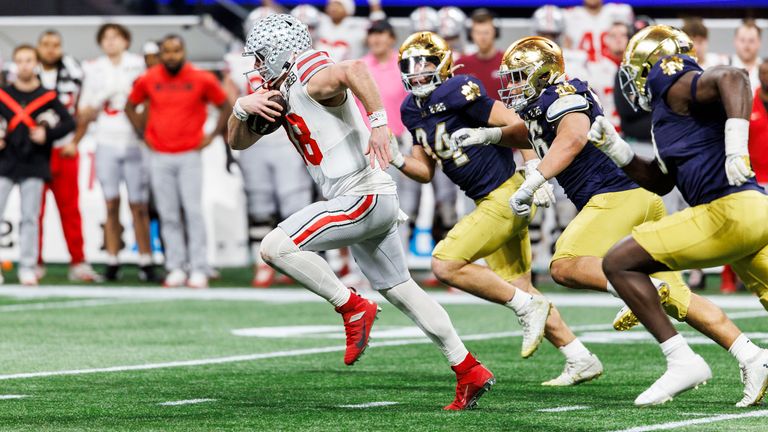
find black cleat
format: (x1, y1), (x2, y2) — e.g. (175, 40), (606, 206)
(138, 265), (162, 283)
(104, 264), (120, 282)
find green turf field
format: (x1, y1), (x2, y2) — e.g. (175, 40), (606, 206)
(0, 285), (765, 431)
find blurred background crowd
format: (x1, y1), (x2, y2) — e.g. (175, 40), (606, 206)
(0, 0), (765, 291)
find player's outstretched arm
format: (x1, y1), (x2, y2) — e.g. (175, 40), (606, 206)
(676, 66), (754, 186)
(391, 138), (436, 183)
(306, 60), (391, 169)
(450, 102), (531, 149)
(587, 116), (675, 195)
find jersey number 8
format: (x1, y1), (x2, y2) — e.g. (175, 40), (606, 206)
(286, 113), (323, 166)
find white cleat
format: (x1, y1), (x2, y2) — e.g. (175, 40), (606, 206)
(163, 269), (187, 288)
(187, 271), (209, 289)
(613, 283), (670, 331)
(542, 354), (604, 386)
(68, 262), (103, 283)
(634, 354), (712, 407)
(736, 349), (768, 407)
(18, 268), (38, 287)
(518, 295), (551, 358)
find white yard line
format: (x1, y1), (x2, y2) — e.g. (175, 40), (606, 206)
(158, 398), (216, 406)
(0, 298), (157, 313)
(0, 395), (29, 400)
(0, 286), (763, 310)
(337, 401), (399, 409)
(537, 405), (590, 413)
(0, 323), (610, 381)
(612, 410), (768, 432)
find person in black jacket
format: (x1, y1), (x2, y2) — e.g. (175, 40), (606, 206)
(0, 45), (74, 285)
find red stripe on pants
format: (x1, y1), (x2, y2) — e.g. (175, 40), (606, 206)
(38, 147), (85, 265)
(292, 195), (375, 246)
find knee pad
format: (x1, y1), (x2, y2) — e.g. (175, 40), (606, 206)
(259, 228), (299, 263)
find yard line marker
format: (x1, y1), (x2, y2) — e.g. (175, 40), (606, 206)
(337, 401), (399, 409)
(612, 410), (768, 432)
(158, 399), (216, 406)
(0, 322), (613, 381)
(537, 405), (589, 413)
(0, 299), (157, 313)
(0, 395), (28, 400)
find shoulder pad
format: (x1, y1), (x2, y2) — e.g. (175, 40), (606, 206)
(546, 93), (589, 122)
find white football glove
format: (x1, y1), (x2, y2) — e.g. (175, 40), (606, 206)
(449, 127), (502, 149)
(525, 160), (556, 208)
(389, 133), (405, 169)
(510, 167), (546, 217)
(724, 118), (755, 186)
(587, 116), (634, 167)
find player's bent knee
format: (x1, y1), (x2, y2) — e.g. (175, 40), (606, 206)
(549, 259), (572, 287)
(431, 257), (460, 284)
(259, 228), (298, 264)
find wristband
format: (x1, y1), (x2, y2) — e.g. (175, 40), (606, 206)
(724, 118), (749, 155)
(368, 110), (388, 128)
(391, 152), (405, 169)
(233, 98), (249, 122)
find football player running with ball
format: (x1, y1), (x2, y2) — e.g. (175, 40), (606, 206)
(455, 35), (768, 406)
(393, 32), (602, 386)
(589, 25), (768, 407)
(228, 14), (493, 411)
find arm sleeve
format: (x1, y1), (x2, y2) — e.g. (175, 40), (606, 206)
(127, 74), (148, 105)
(203, 73), (227, 106)
(46, 96), (76, 141)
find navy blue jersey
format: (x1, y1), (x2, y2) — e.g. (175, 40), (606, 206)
(648, 54), (763, 207)
(400, 75), (517, 201)
(519, 78), (637, 210)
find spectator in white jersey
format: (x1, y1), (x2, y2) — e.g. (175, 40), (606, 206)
(35, 30), (102, 283)
(682, 18), (727, 69)
(315, 0), (385, 62)
(731, 19), (763, 92)
(563, 0), (633, 63)
(75, 23), (158, 283)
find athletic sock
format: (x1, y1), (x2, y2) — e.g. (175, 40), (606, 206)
(106, 255), (119, 266)
(606, 281), (619, 298)
(382, 279), (469, 366)
(559, 339), (591, 361)
(660, 334), (696, 363)
(505, 289), (533, 314)
(138, 254), (153, 267)
(729, 333), (762, 365)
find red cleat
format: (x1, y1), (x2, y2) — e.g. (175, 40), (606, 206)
(252, 263), (275, 288)
(335, 289), (380, 366)
(444, 353), (495, 411)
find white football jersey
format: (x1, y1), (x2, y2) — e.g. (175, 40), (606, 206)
(563, 4), (633, 62)
(315, 15), (368, 62)
(79, 52), (145, 147)
(585, 58), (620, 130)
(224, 51), (290, 148)
(281, 49), (396, 199)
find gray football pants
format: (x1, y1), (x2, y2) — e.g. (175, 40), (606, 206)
(149, 150), (207, 273)
(0, 177), (43, 270)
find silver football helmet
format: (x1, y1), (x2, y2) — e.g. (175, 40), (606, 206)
(244, 14), (312, 87)
(532, 5), (565, 38)
(410, 7), (439, 33)
(437, 7), (467, 39)
(290, 4), (321, 29)
(243, 7), (276, 38)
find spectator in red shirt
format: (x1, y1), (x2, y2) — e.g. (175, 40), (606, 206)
(125, 34), (230, 289)
(749, 61), (768, 185)
(457, 9), (503, 100)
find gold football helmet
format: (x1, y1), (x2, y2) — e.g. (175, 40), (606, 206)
(398, 31), (453, 98)
(498, 36), (565, 112)
(620, 25), (697, 112)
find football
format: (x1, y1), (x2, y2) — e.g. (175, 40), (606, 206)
(246, 94), (288, 135)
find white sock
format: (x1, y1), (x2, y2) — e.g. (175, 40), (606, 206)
(260, 228), (350, 308)
(560, 339), (591, 361)
(729, 333), (762, 364)
(660, 334), (696, 363)
(650, 277), (667, 292)
(106, 255), (119, 266)
(138, 254), (153, 267)
(382, 279), (469, 366)
(606, 281), (619, 298)
(505, 289), (533, 314)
